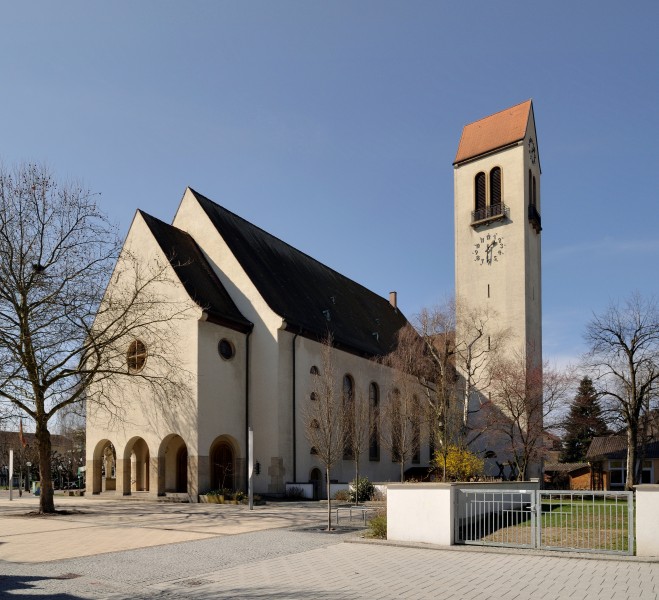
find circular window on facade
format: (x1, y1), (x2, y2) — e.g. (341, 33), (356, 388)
(218, 339), (235, 360)
(127, 339), (147, 373)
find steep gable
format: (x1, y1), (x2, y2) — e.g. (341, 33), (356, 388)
(188, 189), (408, 357)
(140, 211), (252, 333)
(454, 100), (532, 165)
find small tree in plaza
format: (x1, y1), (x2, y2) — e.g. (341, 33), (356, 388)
(304, 334), (343, 530)
(486, 349), (572, 480)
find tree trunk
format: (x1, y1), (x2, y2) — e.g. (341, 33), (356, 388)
(354, 460), (359, 505)
(626, 426), (637, 491)
(35, 418), (55, 513)
(326, 468), (332, 531)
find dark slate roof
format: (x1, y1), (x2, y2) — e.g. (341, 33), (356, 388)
(140, 211), (253, 333)
(188, 188), (409, 357)
(586, 435), (659, 460)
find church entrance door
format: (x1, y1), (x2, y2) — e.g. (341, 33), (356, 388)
(211, 442), (234, 491)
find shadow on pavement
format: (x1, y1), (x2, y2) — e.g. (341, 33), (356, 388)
(161, 586), (347, 599)
(0, 574), (86, 598)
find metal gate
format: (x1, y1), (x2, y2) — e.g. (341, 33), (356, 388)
(456, 489), (634, 555)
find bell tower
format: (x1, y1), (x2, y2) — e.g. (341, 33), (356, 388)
(454, 100), (542, 363)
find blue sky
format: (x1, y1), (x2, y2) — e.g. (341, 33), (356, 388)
(2, 1), (657, 367)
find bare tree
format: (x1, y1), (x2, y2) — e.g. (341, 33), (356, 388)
(304, 334), (343, 530)
(345, 388), (371, 503)
(486, 350), (572, 480)
(0, 162), (191, 513)
(384, 299), (505, 479)
(454, 299), (508, 440)
(584, 293), (659, 490)
(379, 384), (422, 482)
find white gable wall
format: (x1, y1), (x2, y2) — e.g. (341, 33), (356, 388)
(86, 212), (203, 496)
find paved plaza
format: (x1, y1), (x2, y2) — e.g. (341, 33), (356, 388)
(0, 494), (658, 599)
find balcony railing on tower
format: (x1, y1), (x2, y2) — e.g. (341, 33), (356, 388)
(471, 202), (508, 227)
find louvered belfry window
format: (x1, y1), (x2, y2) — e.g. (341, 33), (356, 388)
(490, 167), (502, 208)
(475, 172), (486, 212)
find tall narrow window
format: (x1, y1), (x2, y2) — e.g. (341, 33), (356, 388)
(390, 388), (402, 463)
(369, 383), (380, 461)
(532, 175), (537, 207)
(489, 167), (502, 212)
(474, 172), (486, 213)
(342, 375), (355, 460)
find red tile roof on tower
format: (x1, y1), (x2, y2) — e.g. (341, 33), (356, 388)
(454, 100), (532, 165)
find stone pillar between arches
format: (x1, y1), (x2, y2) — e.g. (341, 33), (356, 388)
(116, 458), (130, 495)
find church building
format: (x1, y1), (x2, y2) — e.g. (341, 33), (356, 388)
(86, 100), (542, 499)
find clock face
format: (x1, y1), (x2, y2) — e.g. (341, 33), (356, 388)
(529, 138), (536, 164)
(474, 233), (504, 266)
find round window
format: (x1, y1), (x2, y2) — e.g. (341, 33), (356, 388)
(218, 339), (235, 360)
(127, 339), (147, 373)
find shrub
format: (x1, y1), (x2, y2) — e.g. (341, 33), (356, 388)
(333, 489), (350, 501)
(286, 486), (306, 499)
(367, 514), (387, 539)
(433, 446), (484, 481)
(349, 477), (375, 503)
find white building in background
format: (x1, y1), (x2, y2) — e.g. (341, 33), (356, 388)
(86, 100), (543, 499)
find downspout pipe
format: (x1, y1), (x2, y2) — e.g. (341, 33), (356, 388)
(245, 330), (252, 493)
(292, 332), (299, 485)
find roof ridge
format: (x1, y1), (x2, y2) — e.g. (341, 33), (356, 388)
(464, 99), (532, 128)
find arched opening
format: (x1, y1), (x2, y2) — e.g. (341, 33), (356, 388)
(474, 171), (486, 213)
(210, 440), (235, 491)
(125, 437), (150, 494)
(369, 382), (380, 461)
(91, 439), (116, 494)
(176, 446), (188, 493)
(310, 467), (323, 500)
(158, 434), (188, 495)
(490, 167), (502, 210)
(343, 374), (355, 459)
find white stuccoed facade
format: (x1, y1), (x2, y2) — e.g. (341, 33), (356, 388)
(87, 190), (414, 501)
(87, 101), (544, 500)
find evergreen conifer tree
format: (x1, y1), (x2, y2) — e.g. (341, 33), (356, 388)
(560, 377), (609, 463)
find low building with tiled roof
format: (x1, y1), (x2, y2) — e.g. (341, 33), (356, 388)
(585, 435), (659, 490)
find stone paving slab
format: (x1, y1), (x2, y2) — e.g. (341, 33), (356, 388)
(146, 542), (659, 600)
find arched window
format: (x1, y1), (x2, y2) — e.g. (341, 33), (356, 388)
(474, 172), (486, 213)
(127, 340), (147, 373)
(310, 365), (319, 375)
(342, 375), (355, 460)
(369, 383), (380, 461)
(490, 167), (502, 211)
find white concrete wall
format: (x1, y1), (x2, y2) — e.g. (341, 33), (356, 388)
(388, 484), (454, 546)
(173, 190), (288, 495)
(387, 481), (540, 547)
(293, 335), (428, 490)
(635, 485), (659, 557)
